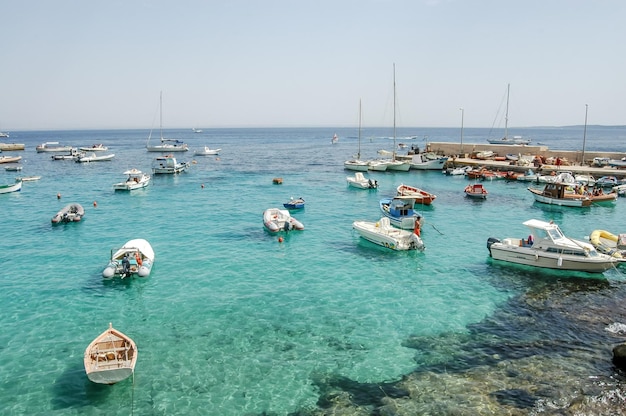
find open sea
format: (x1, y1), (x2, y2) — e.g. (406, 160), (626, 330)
(1, 125), (626, 415)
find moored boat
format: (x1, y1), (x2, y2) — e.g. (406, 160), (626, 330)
(353, 217), (424, 251)
(79, 144), (108, 152)
(102, 239), (155, 278)
(486, 219), (619, 273)
(589, 230), (626, 259)
(84, 323), (137, 385)
(194, 146), (221, 156)
(283, 197), (305, 210)
(51, 203), (84, 223)
(527, 182), (592, 207)
(113, 169), (150, 191)
(0, 179), (22, 194)
(379, 197), (422, 230)
(152, 155), (190, 174)
(0, 155), (22, 164)
(465, 183), (488, 199)
(36, 142), (72, 153)
(396, 183), (437, 205)
(347, 172), (378, 189)
(75, 152), (115, 163)
(263, 208), (304, 233)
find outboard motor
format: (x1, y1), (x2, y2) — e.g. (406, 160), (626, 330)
(283, 222), (292, 232)
(486, 237), (501, 257)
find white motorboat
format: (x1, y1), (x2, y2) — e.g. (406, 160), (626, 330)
(347, 172), (378, 189)
(36, 142), (72, 153)
(75, 152), (115, 163)
(465, 183), (488, 199)
(0, 179), (22, 194)
(113, 169), (151, 191)
(52, 148), (84, 160)
(344, 100), (370, 172)
(353, 217), (424, 251)
(486, 219), (619, 273)
(194, 146), (221, 156)
(263, 208), (304, 233)
(146, 92), (189, 152)
(79, 144), (108, 151)
(152, 155), (190, 174)
(84, 322), (137, 385)
(102, 239), (155, 278)
(51, 203), (84, 223)
(0, 155), (22, 164)
(379, 197), (423, 230)
(405, 152), (449, 170)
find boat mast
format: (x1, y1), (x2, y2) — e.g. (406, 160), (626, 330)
(159, 91), (163, 142)
(504, 83), (510, 140)
(358, 99), (362, 160)
(393, 63), (396, 160)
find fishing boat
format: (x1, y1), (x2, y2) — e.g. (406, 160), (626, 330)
(283, 197), (305, 210)
(353, 217), (424, 251)
(0, 179), (22, 194)
(396, 184), (437, 205)
(404, 152), (449, 170)
(102, 239), (155, 278)
(486, 84), (531, 145)
(379, 64), (411, 172)
(588, 230), (626, 260)
(263, 208), (304, 232)
(152, 155), (190, 174)
(84, 323), (137, 385)
(486, 219), (619, 273)
(464, 183), (488, 199)
(527, 182), (592, 207)
(51, 203), (84, 223)
(146, 92), (189, 152)
(194, 146), (221, 156)
(379, 196), (422, 230)
(347, 172), (378, 189)
(113, 169), (150, 191)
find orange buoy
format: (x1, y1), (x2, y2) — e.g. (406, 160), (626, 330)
(278, 236), (284, 243)
(93, 201), (97, 207)
(56, 193), (61, 199)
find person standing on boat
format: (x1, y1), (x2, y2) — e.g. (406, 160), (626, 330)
(122, 254), (131, 278)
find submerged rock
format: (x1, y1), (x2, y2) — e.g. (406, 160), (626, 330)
(612, 343), (626, 370)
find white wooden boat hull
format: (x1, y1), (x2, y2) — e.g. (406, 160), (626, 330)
(527, 187), (591, 207)
(84, 323), (137, 385)
(0, 180), (22, 194)
(353, 219), (424, 251)
(344, 161), (369, 172)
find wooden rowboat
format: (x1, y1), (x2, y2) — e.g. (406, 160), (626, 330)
(84, 323), (137, 384)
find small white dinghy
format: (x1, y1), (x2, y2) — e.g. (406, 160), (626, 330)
(102, 239), (155, 278)
(51, 203), (84, 223)
(84, 322), (137, 385)
(263, 208), (304, 233)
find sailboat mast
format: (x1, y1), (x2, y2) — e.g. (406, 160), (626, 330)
(504, 83), (510, 140)
(159, 91), (163, 141)
(358, 99), (362, 159)
(393, 63), (396, 160)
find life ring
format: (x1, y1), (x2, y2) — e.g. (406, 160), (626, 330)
(413, 220), (421, 237)
(135, 251), (143, 266)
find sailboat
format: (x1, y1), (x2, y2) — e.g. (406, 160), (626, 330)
(487, 84), (531, 145)
(146, 92), (189, 152)
(344, 100), (369, 172)
(381, 64), (410, 171)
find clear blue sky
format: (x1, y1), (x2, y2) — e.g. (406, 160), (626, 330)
(1, 0), (624, 130)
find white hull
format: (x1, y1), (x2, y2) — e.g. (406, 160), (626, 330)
(487, 219), (619, 273)
(528, 186), (591, 207)
(194, 147), (220, 156)
(384, 160), (411, 171)
(76, 153), (115, 163)
(0, 180), (22, 194)
(146, 144), (188, 152)
(367, 160), (388, 171)
(344, 160), (369, 172)
(353, 218), (424, 251)
(36, 142), (72, 152)
(84, 323), (137, 385)
(347, 172), (377, 189)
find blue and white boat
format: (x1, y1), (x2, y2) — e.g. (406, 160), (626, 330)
(379, 197), (422, 230)
(283, 197), (305, 210)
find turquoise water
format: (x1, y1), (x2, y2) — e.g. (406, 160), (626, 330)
(1, 127), (626, 415)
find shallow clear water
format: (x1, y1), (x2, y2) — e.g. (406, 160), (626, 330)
(1, 126), (626, 415)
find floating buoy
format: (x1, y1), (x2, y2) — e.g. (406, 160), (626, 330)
(216, 157), (220, 161)
(93, 201), (97, 207)
(278, 236), (284, 243)
(201, 183), (204, 189)
(56, 193), (61, 199)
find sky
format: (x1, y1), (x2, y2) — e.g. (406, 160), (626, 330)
(1, 0), (625, 130)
